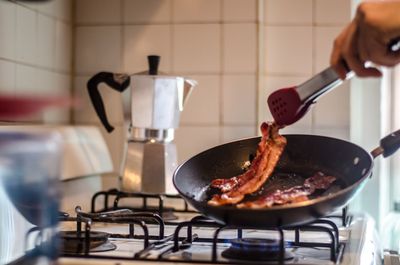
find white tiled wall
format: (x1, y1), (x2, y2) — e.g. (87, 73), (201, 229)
(73, 0), (352, 175)
(0, 0), (73, 124)
(262, 0), (351, 138)
(73, 0), (259, 172)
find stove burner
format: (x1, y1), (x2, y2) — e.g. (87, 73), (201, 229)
(222, 238), (294, 261)
(60, 231), (116, 253)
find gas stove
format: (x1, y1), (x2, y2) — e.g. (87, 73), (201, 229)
(24, 189), (381, 265)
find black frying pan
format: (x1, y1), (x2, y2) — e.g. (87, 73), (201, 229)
(173, 131), (400, 228)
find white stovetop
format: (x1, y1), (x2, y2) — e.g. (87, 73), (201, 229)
(57, 213), (379, 265)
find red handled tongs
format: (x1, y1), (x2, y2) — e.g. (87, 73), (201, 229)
(267, 67), (352, 127)
(268, 37), (400, 127)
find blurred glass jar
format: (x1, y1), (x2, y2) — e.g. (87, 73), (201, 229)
(0, 131), (62, 264)
(382, 201), (400, 252)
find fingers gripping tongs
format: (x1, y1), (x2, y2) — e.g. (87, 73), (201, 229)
(268, 37), (400, 127)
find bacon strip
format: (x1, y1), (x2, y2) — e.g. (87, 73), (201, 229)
(208, 122), (286, 206)
(237, 172), (336, 209)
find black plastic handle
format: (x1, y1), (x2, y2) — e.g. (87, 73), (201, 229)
(148, 55), (160, 75)
(380, 129), (400, 158)
(87, 72), (130, 133)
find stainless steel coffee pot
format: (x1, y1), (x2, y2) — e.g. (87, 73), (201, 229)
(87, 55), (196, 193)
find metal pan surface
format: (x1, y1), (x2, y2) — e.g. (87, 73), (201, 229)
(173, 135), (373, 228)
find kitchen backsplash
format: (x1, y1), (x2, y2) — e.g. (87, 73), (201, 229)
(72, 0), (351, 176)
(0, 0), (352, 184)
(0, 0), (73, 123)
(261, 0), (351, 138)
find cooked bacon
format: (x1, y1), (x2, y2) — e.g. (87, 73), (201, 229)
(237, 172), (336, 209)
(208, 122), (287, 206)
(304, 171), (336, 192)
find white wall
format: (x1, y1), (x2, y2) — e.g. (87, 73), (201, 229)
(0, 0), (73, 124)
(73, 0), (260, 174)
(72, 0), (352, 178)
(261, 0), (351, 139)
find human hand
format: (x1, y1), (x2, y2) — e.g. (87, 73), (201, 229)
(330, 1), (400, 79)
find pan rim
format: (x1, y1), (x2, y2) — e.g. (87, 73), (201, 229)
(173, 134), (374, 211)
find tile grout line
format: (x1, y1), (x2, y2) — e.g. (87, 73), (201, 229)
(311, 0), (317, 134)
(256, 0), (264, 134)
(0, 57), (73, 75)
(75, 21), (265, 27)
(219, 0), (224, 142)
(71, 0), (77, 125)
(12, 2), (17, 98)
(120, 0), (124, 73)
(170, 0), (174, 73)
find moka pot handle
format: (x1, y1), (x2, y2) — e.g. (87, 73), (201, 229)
(87, 72), (130, 133)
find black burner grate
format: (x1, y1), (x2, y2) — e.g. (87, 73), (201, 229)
(53, 189), (351, 264)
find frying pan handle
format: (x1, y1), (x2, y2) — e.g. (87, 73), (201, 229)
(372, 129), (400, 158)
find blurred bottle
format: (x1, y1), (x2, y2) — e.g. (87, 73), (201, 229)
(0, 131), (62, 264)
(382, 201), (400, 252)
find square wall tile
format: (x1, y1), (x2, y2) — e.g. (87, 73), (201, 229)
(55, 21), (73, 73)
(123, 25), (171, 73)
(315, 27), (342, 73)
(54, 0), (73, 22)
(55, 73), (72, 93)
(222, 126), (257, 143)
(16, 5), (37, 65)
(223, 23), (257, 74)
(0, 0), (16, 60)
(311, 126), (350, 140)
(264, 75), (309, 94)
(280, 124), (313, 135)
(35, 69), (55, 93)
(73, 76), (98, 124)
(37, 14), (56, 69)
(222, 0), (256, 22)
(173, 0), (220, 23)
(36, 71), (71, 96)
(75, 26), (122, 74)
(15, 64), (37, 95)
(73, 76), (125, 126)
(222, 75), (256, 125)
(315, 0), (351, 25)
(31, 0), (72, 21)
(264, 26), (313, 75)
(0, 60), (15, 94)
(15, 64), (42, 122)
(123, 0), (171, 24)
(32, 71), (71, 124)
(264, 0), (312, 25)
(76, 0), (121, 25)
(314, 81), (350, 127)
(175, 126), (220, 163)
(30, 0), (72, 22)
(181, 75), (220, 125)
(261, 75), (312, 127)
(43, 73), (72, 123)
(173, 24), (221, 73)
(23, 0), (50, 13)
(43, 106), (70, 124)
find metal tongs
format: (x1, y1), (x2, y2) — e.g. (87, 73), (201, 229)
(268, 37), (400, 127)
(267, 67), (352, 127)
